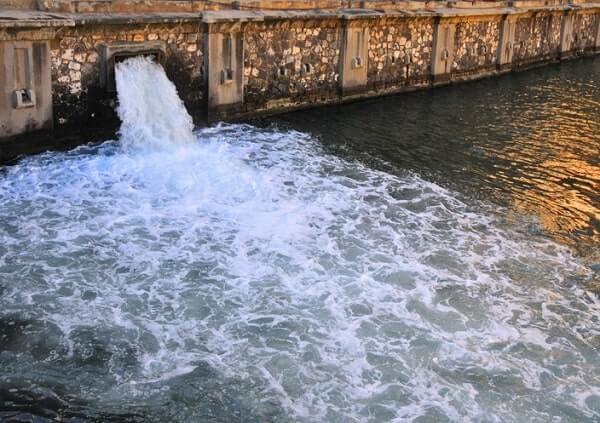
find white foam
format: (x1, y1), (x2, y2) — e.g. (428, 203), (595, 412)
(115, 56), (195, 149)
(0, 67), (598, 421)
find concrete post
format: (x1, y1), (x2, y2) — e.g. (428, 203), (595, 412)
(0, 29), (58, 140)
(595, 13), (600, 53)
(431, 18), (456, 84)
(205, 26), (244, 122)
(203, 11), (262, 122)
(339, 13), (374, 97)
(497, 15), (516, 72)
(559, 9), (574, 59)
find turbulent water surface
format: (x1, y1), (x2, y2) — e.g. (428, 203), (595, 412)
(1, 57), (599, 422)
(273, 58), (600, 258)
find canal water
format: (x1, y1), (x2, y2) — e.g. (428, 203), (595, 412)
(0, 56), (599, 422)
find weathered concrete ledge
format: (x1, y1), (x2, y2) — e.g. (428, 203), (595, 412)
(70, 12), (203, 24)
(1, 2), (600, 159)
(0, 10), (74, 27)
(1, 10), (73, 152)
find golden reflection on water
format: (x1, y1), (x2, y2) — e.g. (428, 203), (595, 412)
(277, 59), (600, 261)
(501, 93), (600, 259)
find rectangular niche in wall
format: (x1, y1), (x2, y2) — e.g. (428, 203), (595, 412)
(98, 41), (167, 92)
(220, 35), (234, 84)
(13, 46), (36, 109)
(351, 30), (364, 68)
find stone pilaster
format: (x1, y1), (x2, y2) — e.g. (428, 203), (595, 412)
(0, 13), (69, 140)
(339, 12), (378, 97)
(559, 9), (574, 59)
(497, 14), (516, 72)
(595, 13), (600, 53)
(203, 11), (261, 122)
(431, 18), (456, 84)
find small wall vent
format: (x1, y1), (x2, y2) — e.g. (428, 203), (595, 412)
(14, 89), (36, 109)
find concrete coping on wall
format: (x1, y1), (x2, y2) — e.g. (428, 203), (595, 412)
(375, 2), (598, 17)
(261, 9), (349, 20)
(339, 8), (385, 19)
(202, 10), (264, 23)
(70, 12), (202, 24)
(361, 0), (445, 10)
(202, 8), (387, 23)
(360, 0), (553, 10)
(429, 5), (532, 16)
(202, 3), (600, 24)
(8, 2), (597, 29)
(201, 8), (383, 23)
(0, 10), (75, 28)
(572, 1), (600, 9)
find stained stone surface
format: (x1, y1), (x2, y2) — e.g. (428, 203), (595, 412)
(572, 12), (600, 51)
(243, 19), (340, 110)
(367, 17), (434, 89)
(50, 22), (204, 127)
(513, 12), (562, 64)
(452, 18), (500, 73)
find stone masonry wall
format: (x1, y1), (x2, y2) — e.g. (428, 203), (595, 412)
(367, 17), (434, 90)
(513, 12), (562, 65)
(40, 7), (600, 130)
(50, 21), (203, 127)
(243, 18), (340, 111)
(452, 17), (500, 75)
(571, 11), (600, 52)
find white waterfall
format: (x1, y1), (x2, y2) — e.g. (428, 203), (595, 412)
(115, 55), (195, 149)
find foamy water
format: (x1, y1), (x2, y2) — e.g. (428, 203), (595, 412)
(115, 56), (195, 148)
(1, 58), (599, 422)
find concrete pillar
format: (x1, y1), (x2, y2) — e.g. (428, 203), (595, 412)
(203, 11), (262, 122)
(205, 27), (244, 122)
(595, 13), (600, 53)
(559, 9), (574, 59)
(431, 18), (456, 84)
(497, 15), (516, 72)
(0, 27), (59, 141)
(339, 14), (373, 97)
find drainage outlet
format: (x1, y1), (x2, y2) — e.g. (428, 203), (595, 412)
(13, 89), (36, 109)
(98, 41), (167, 92)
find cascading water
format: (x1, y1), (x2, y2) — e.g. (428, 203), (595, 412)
(115, 56), (195, 148)
(0, 58), (599, 422)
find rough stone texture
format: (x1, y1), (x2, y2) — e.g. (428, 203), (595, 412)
(571, 11), (600, 52)
(513, 12), (562, 65)
(367, 17), (434, 89)
(452, 18), (500, 73)
(243, 18), (340, 110)
(15, 7), (600, 131)
(50, 22), (203, 127)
